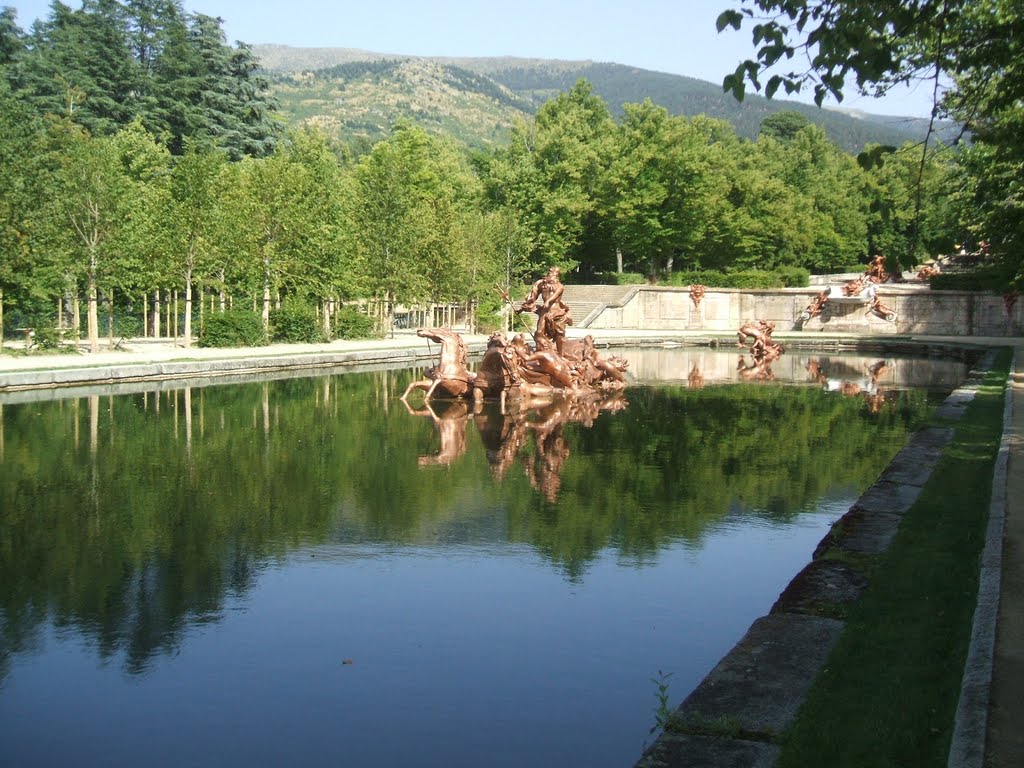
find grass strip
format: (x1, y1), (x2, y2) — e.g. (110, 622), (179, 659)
(775, 347), (1011, 768)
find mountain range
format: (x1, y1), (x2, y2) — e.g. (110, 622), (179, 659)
(254, 44), (954, 154)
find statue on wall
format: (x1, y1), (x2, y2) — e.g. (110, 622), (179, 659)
(689, 284), (707, 308)
(866, 294), (898, 322)
(801, 289), (831, 322)
(866, 254), (890, 283)
(799, 257), (899, 325)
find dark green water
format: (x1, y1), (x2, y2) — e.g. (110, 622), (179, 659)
(0, 350), (961, 767)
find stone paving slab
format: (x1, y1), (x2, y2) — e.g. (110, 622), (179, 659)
(853, 479), (923, 517)
(813, 508), (904, 558)
(668, 614), (844, 737)
(770, 559), (870, 616)
(881, 427), (953, 486)
(636, 734), (779, 768)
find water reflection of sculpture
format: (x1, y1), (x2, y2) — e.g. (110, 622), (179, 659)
(406, 388), (628, 501)
(401, 398), (472, 466)
(806, 357), (893, 413)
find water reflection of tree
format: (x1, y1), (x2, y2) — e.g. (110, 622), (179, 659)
(0, 369), (934, 676)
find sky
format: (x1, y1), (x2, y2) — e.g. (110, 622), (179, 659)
(8, 0), (940, 119)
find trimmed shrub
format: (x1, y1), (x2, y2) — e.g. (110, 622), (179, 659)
(929, 263), (1016, 292)
(334, 306), (377, 339)
(114, 315), (143, 338)
(666, 270), (787, 289)
(605, 271), (648, 285)
(199, 310), (267, 348)
(270, 304), (326, 344)
(775, 266), (811, 287)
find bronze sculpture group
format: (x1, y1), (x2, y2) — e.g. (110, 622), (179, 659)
(400, 267), (630, 501)
(800, 254), (899, 324)
(401, 267), (629, 405)
(735, 318), (785, 380)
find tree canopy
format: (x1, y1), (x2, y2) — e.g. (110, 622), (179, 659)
(719, 0), (1024, 284)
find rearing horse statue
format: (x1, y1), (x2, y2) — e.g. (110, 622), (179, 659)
(401, 327), (477, 402)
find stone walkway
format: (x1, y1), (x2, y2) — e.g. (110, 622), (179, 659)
(1, 329), (1021, 767)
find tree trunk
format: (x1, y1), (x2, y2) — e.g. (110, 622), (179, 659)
(72, 293), (81, 339)
(0, 287), (4, 353)
(262, 255), (271, 332)
(616, 247), (624, 274)
(151, 289), (161, 338)
(106, 292), (114, 349)
(173, 290), (179, 344)
(141, 293), (147, 338)
(184, 273), (193, 349)
(87, 278), (99, 354)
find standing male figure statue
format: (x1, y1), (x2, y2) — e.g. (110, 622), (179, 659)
(518, 266), (573, 353)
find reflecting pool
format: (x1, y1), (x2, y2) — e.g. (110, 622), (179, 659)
(0, 348), (970, 767)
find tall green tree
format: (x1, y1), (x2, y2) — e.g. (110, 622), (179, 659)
(158, 142), (226, 347)
(18, 0), (139, 135)
(45, 122), (134, 351)
(351, 122), (478, 332)
(488, 79), (615, 273)
(604, 102), (728, 277)
(0, 6), (24, 72)
(0, 80), (47, 347)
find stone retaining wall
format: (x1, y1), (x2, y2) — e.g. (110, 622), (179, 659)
(594, 286), (1022, 337)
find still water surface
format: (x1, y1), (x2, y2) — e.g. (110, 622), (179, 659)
(0, 348), (969, 767)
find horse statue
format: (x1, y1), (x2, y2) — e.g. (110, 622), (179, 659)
(401, 327), (477, 402)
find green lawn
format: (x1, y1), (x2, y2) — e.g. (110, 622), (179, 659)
(775, 348), (1011, 767)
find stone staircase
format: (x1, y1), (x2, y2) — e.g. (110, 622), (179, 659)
(560, 284), (640, 328)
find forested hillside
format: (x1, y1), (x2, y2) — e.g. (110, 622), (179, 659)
(256, 44), (952, 153)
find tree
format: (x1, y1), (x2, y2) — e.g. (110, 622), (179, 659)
(863, 142), (953, 266)
(759, 110), (811, 142)
(717, 1), (953, 107)
(351, 122), (478, 333)
(160, 142), (226, 347)
(0, 80), (47, 349)
(0, 6), (24, 71)
(45, 122), (135, 352)
(272, 125), (356, 336)
(486, 79), (615, 274)
(17, 0), (140, 135)
(603, 101), (728, 277)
